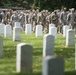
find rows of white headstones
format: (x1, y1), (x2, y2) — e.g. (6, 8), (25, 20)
(0, 22), (76, 75)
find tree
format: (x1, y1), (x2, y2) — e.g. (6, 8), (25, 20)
(0, 0), (76, 11)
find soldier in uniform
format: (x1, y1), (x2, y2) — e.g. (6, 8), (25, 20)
(60, 7), (68, 33)
(19, 12), (25, 30)
(37, 12), (42, 25)
(10, 11), (19, 27)
(32, 10), (37, 32)
(25, 10), (29, 24)
(67, 8), (76, 29)
(41, 10), (47, 30)
(46, 12), (51, 31)
(51, 10), (59, 32)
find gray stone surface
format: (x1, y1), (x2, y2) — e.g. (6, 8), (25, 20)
(42, 56), (64, 75)
(13, 27), (21, 41)
(0, 23), (5, 34)
(49, 27), (57, 39)
(66, 29), (75, 46)
(49, 23), (55, 28)
(25, 24), (32, 34)
(75, 44), (76, 70)
(0, 36), (3, 58)
(14, 22), (21, 27)
(36, 25), (43, 37)
(63, 25), (69, 37)
(75, 27), (76, 37)
(43, 34), (55, 57)
(4, 25), (12, 38)
(16, 43), (33, 72)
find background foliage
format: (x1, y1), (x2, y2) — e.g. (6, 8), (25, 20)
(0, 0), (76, 11)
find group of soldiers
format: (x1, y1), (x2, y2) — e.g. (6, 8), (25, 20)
(0, 7), (76, 33)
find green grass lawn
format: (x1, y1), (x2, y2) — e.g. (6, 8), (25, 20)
(0, 32), (76, 75)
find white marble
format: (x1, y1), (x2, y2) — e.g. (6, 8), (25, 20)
(66, 29), (75, 46)
(42, 56), (64, 75)
(14, 22), (21, 27)
(49, 27), (57, 39)
(13, 27), (21, 41)
(4, 25), (12, 38)
(0, 23), (5, 34)
(63, 25), (69, 37)
(16, 43), (33, 72)
(43, 34), (55, 57)
(0, 36), (3, 58)
(36, 25), (43, 37)
(25, 24), (32, 34)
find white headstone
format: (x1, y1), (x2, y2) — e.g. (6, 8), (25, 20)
(66, 29), (75, 46)
(14, 22), (21, 27)
(49, 23), (55, 29)
(13, 27), (21, 41)
(42, 56), (64, 75)
(75, 26), (76, 37)
(16, 43), (33, 72)
(25, 24), (32, 34)
(0, 36), (3, 58)
(0, 23), (5, 34)
(49, 27), (57, 39)
(43, 34), (55, 57)
(36, 25), (43, 37)
(75, 44), (76, 70)
(63, 25), (69, 37)
(4, 25), (12, 38)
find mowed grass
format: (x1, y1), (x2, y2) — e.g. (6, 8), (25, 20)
(0, 32), (76, 75)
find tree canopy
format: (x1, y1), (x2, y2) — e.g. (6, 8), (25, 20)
(0, 0), (76, 11)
